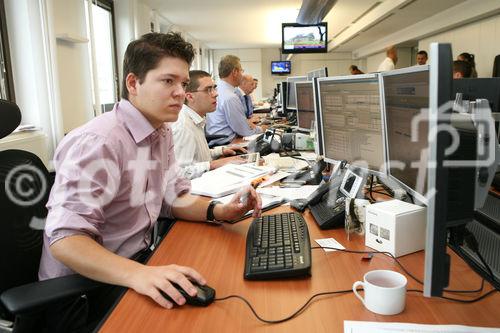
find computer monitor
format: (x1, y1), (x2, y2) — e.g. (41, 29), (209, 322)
(307, 67), (328, 81)
(295, 81), (315, 131)
(453, 78), (500, 143)
(381, 65), (430, 204)
(423, 43), (493, 297)
(287, 76), (307, 110)
(279, 81), (288, 110)
(317, 74), (385, 174)
(312, 77), (325, 156)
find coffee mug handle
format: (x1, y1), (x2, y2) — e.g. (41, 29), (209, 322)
(352, 281), (365, 305)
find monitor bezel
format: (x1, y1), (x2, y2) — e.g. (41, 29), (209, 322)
(312, 77), (325, 156)
(286, 76), (308, 111)
(281, 22), (328, 54)
(294, 80), (315, 132)
(317, 73), (387, 176)
(379, 65), (430, 205)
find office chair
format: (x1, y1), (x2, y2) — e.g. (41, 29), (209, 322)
(0, 100), (103, 333)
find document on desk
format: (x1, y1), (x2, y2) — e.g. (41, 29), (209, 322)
(190, 163), (274, 198)
(257, 185), (319, 201)
(344, 321), (500, 333)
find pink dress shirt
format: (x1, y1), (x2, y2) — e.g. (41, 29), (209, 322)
(38, 99), (190, 280)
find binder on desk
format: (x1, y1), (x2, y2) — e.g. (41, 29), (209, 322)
(190, 163), (274, 198)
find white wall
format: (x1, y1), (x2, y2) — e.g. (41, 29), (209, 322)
(213, 49), (263, 100)
(418, 13), (500, 78)
(53, 0), (94, 134)
(213, 48), (366, 100)
(366, 47), (413, 73)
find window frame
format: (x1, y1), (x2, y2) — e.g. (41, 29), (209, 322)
(0, 0), (15, 101)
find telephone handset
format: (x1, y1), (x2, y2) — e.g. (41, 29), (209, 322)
(289, 168), (345, 212)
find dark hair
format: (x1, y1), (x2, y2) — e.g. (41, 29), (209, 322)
(417, 50), (428, 57)
(121, 32), (195, 99)
(458, 52), (475, 66)
(186, 70), (211, 92)
(453, 60), (472, 78)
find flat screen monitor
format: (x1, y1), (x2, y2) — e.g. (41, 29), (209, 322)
(295, 81), (315, 131)
(307, 67), (328, 81)
(453, 78), (500, 143)
(271, 61), (291, 75)
(282, 23), (328, 54)
(287, 76), (307, 110)
(317, 74), (385, 174)
(381, 65), (430, 204)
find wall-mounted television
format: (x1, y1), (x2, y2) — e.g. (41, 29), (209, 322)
(282, 22), (328, 54)
(271, 61), (291, 75)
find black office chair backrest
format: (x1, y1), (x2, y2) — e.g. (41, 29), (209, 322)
(0, 99), (21, 139)
(0, 150), (52, 295)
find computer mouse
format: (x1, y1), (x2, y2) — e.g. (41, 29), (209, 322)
(161, 283), (216, 307)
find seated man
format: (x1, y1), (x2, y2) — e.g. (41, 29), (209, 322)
(172, 70), (246, 179)
(238, 74), (256, 119)
(39, 32), (261, 326)
(206, 55), (266, 146)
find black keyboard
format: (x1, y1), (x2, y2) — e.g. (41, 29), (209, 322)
(309, 196), (346, 230)
(244, 212), (311, 280)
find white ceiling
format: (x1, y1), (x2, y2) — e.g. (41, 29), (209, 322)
(142, 0), (467, 51)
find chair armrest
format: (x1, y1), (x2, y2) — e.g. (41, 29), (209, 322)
(0, 274), (104, 315)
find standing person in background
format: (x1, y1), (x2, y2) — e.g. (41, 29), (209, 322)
(377, 45), (398, 72)
(416, 50), (428, 65)
(457, 52), (478, 78)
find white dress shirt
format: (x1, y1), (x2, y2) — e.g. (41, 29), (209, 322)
(171, 104), (223, 179)
(377, 57), (395, 72)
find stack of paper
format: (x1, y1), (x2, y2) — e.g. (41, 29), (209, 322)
(190, 163), (274, 198)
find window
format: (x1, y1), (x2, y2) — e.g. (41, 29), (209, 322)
(0, 0), (14, 101)
(85, 0), (119, 113)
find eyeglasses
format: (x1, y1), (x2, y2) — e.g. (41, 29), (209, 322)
(190, 85), (217, 95)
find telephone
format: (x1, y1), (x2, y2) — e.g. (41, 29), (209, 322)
(282, 159), (326, 186)
(247, 130), (281, 156)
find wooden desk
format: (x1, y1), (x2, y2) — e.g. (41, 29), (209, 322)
(100, 206), (499, 332)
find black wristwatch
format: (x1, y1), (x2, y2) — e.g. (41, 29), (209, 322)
(206, 200), (223, 224)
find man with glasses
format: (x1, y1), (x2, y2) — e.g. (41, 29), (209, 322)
(172, 70), (246, 179)
(206, 55), (266, 146)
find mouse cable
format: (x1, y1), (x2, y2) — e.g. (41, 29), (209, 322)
(311, 246), (424, 285)
(214, 287), (497, 325)
(311, 246), (492, 294)
(214, 289), (352, 324)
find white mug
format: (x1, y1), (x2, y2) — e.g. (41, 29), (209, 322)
(352, 270), (407, 315)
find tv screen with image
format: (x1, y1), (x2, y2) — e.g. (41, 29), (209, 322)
(282, 22), (328, 54)
(271, 61), (291, 74)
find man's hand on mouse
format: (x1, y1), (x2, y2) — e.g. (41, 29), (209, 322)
(129, 264), (206, 309)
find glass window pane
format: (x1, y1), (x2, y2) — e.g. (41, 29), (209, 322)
(92, 4), (116, 105)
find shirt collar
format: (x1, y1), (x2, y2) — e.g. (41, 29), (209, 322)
(182, 104), (205, 127)
(117, 99), (163, 143)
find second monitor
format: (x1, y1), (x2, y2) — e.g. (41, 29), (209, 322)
(317, 74), (385, 174)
